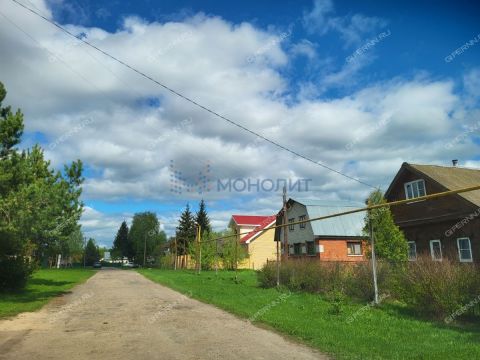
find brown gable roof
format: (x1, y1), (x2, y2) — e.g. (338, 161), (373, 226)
(407, 163), (480, 207)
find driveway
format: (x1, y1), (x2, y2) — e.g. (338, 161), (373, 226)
(0, 269), (326, 359)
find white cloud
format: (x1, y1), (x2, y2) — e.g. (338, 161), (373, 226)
(303, 0), (387, 47)
(1, 0), (479, 245)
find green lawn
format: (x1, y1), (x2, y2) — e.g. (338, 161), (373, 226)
(0, 268), (95, 318)
(138, 269), (480, 360)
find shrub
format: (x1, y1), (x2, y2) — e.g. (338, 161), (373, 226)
(258, 257), (480, 321)
(397, 256), (480, 319)
(0, 256), (36, 291)
(259, 260), (350, 294)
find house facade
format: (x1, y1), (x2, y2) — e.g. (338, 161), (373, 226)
(276, 199), (367, 262)
(385, 162), (480, 263)
(229, 215), (277, 270)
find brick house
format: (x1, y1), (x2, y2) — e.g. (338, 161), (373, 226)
(385, 162), (480, 263)
(276, 199), (367, 262)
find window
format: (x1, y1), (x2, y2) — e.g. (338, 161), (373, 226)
(457, 238), (473, 262)
(347, 242), (362, 256)
(404, 179), (426, 200)
(306, 241), (315, 255)
(407, 241), (417, 261)
(293, 243), (302, 255)
(430, 240), (442, 261)
(288, 218), (295, 231)
(299, 215), (307, 229)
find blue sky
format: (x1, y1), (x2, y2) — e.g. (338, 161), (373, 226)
(1, 0), (479, 246)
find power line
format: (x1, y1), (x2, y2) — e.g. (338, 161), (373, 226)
(10, 0), (376, 189)
(198, 184), (480, 244)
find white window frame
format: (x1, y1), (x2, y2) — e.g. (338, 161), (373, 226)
(430, 239), (442, 261)
(457, 237), (473, 263)
(407, 241), (417, 261)
(404, 179), (426, 200)
(347, 242), (362, 256)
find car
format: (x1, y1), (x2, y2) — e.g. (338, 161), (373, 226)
(122, 262), (138, 268)
(93, 261), (102, 269)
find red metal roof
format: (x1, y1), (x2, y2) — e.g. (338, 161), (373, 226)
(231, 215), (274, 226)
(240, 215), (277, 244)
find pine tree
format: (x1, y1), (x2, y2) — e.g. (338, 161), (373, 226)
(176, 204), (196, 255)
(363, 189), (408, 261)
(195, 199), (211, 234)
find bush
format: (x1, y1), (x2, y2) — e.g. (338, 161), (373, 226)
(258, 257), (480, 321)
(0, 256), (36, 291)
(396, 256), (480, 319)
(259, 260), (350, 294)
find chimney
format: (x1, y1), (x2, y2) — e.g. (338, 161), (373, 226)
(452, 159), (458, 167)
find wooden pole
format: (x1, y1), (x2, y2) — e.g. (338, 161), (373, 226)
(198, 225), (202, 274)
(235, 231), (239, 281)
(174, 237), (177, 270)
(215, 237), (218, 275)
(369, 212), (379, 305)
(283, 186), (289, 260)
(276, 234), (280, 287)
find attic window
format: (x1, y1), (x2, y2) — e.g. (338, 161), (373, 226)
(299, 215), (307, 229)
(404, 179), (426, 200)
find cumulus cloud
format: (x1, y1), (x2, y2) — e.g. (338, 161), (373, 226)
(0, 0), (478, 245)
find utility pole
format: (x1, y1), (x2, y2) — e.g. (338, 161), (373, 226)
(197, 224), (202, 274)
(143, 234), (147, 267)
(234, 230), (239, 281)
(369, 211), (379, 305)
(83, 236), (86, 268)
(174, 237), (177, 270)
(215, 238), (218, 276)
(283, 186), (289, 260)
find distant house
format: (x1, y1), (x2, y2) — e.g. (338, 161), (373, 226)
(385, 162), (480, 263)
(229, 215), (277, 269)
(276, 199), (367, 262)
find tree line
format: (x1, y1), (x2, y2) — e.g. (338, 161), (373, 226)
(111, 212), (167, 265)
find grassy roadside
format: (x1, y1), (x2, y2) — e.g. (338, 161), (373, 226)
(0, 269), (95, 319)
(138, 269), (480, 360)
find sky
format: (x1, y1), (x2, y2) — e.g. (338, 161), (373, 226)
(0, 0), (479, 247)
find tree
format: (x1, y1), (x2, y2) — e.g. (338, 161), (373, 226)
(85, 238), (100, 265)
(62, 227), (85, 263)
(363, 189), (408, 261)
(176, 204), (196, 255)
(128, 212), (166, 265)
(112, 221), (131, 259)
(219, 230), (248, 270)
(195, 199), (211, 234)
(0, 81), (84, 288)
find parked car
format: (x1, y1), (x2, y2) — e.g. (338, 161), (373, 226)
(93, 261), (102, 269)
(122, 262), (138, 268)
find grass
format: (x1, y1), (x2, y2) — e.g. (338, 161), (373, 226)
(138, 269), (480, 360)
(0, 268), (95, 318)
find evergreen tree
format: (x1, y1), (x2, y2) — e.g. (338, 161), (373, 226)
(176, 204), (196, 255)
(195, 199), (211, 233)
(363, 189), (408, 261)
(112, 221), (129, 259)
(0, 81), (84, 288)
(85, 238), (100, 265)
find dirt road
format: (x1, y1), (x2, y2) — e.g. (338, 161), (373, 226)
(0, 269), (326, 359)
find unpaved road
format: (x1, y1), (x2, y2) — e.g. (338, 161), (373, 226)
(0, 269), (326, 359)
